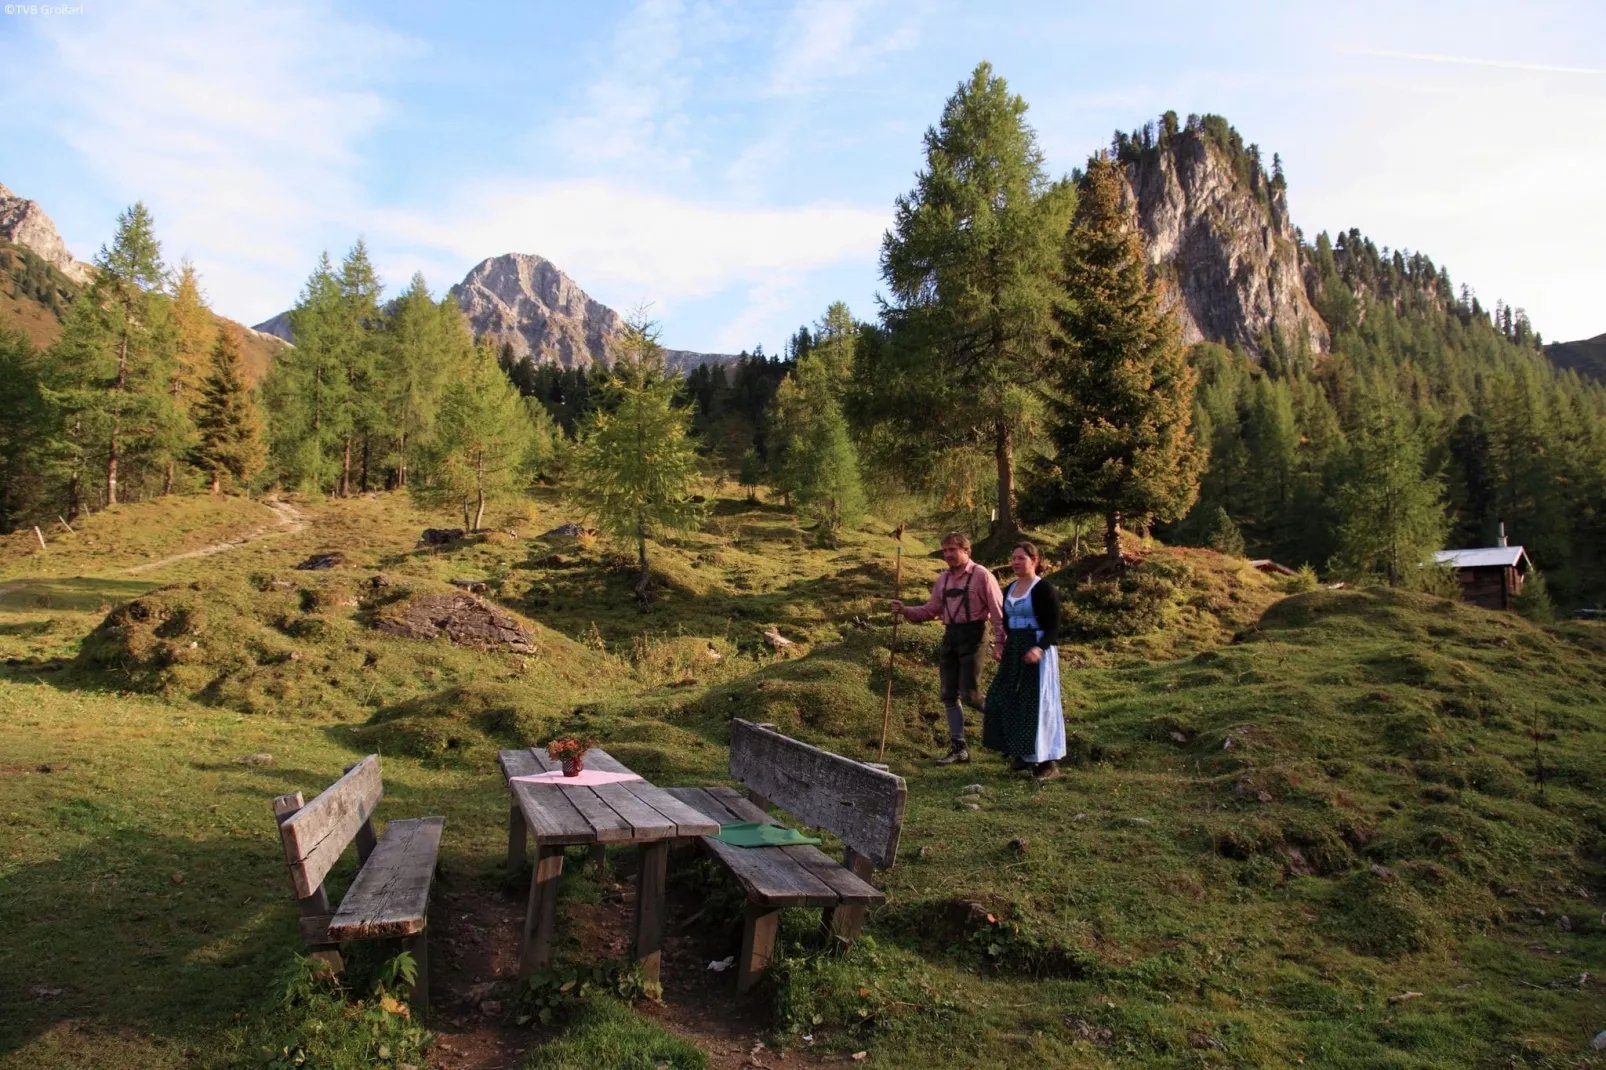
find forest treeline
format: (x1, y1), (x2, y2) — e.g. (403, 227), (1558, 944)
(1, 63), (1602, 608)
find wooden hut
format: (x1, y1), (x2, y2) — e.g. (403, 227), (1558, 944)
(1433, 544), (1531, 611)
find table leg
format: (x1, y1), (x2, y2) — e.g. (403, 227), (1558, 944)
(519, 842), (564, 979)
(588, 843), (606, 871)
(507, 802), (527, 868)
(632, 840), (669, 982)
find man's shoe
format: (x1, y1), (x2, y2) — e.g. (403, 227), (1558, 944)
(1033, 760), (1060, 780)
(936, 743), (971, 765)
(1010, 756), (1032, 773)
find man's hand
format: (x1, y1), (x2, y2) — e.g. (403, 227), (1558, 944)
(991, 647), (1004, 663)
(1023, 647), (1043, 665)
(888, 599), (905, 617)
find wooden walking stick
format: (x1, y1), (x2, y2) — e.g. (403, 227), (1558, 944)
(877, 523), (905, 760)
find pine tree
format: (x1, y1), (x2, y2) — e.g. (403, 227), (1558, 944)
(1034, 155), (1204, 563)
(412, 337), (534, 532)
(382, 273), (452, 488)
(336, 240), (383, 495)
(1331, 397), (1447, 587)
(264, 253), (344, 491)
(1205, 505), (1246, 556)
(0, 328), (53, 531)
(772, 354), (865, 539)
(163, 259), (215, 494)
(571, 319), (706, 605)
(192, 327), (264, 494)
(877, 62), (1074, 556)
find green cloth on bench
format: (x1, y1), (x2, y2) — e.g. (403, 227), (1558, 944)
(714, 821), (821, 848)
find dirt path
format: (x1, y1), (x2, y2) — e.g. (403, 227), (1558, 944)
(125, 498), (307, 575)
(427, 858), (847, 1070)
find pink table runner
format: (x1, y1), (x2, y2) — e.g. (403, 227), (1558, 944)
(510, 769), (644, 787)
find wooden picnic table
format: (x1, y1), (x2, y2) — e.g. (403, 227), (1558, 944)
(496, 747), (718, 981)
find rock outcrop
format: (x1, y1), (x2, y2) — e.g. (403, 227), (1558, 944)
(0, 182), (93, 285)
(1116, 124), (1328, 359)
(252, 310), (294, 344)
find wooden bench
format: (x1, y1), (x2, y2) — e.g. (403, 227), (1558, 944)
(665, 719), (907, 993)
(272, 755), (444, 1013)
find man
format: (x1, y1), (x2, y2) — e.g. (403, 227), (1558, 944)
(890, 531), (1004, 765)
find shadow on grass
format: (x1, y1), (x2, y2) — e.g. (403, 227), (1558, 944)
(0, 577), (160, 613)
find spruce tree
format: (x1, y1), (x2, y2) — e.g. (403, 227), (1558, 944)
(0, 328), (52, 531)
(1034, 155), (1203, 563)
(571, 319), (705, 605)
(192, 327), (264, 493)
(772, 355), (865, 539)
(877, 62), (1074, 556)
(382, 273), (451, 488)
(336, 240), (383, 495)
(264, 253), (343, 491)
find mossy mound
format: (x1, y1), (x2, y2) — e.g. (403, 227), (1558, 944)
(74, 572), (605, 720)
(351, 683), (555, 759)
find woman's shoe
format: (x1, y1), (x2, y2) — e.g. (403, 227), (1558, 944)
(1032, 760), (1060, 780)
(1010, 756), (1032, 772)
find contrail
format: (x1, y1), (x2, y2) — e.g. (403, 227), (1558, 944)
(1353, 48), (1606, 76)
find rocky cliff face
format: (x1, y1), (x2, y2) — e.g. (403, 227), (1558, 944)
(1118, 127), (1328, 359)
(0, 182), (94, 285)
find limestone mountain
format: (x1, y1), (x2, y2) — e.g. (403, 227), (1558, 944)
(1111, 115), (1328, 359)
(0, 182), (94, 286)
(258, 252), (740, 374)
(447, 253), (740, 373)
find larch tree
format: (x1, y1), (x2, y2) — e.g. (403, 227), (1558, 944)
(1331, 395), (1448, 587)
(264, 253), (344, 491)
(571, 318), (706, 605)
(93, 202), (172, 506)
(877, 62), (1074, 558)
(412, 336), (533, 532)
(191, 326), (264, 494)
(335, 240), (383, 495)
(163, 259), (215, 494)
(1034, 155), (1204, 563)
(382, 273), (452, 488)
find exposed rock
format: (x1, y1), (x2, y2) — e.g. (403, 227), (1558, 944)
(373, 593), (535, 653)
(763, 628), (795, 650)
(0, 182), (93, 285)
(540, 523), (589, 538)
(294, 552), (344, 571)
(233, 753), (273, 766)
(1068, 1018), (1113, 1046)
(1592, 1030), (1606, 1052)
(419, 528), (464, 546)
(251, 310), (294, 343)
(1119, 125), (1328, 360)
(448, 253), (741, 373)
(449, 579), (489, 594)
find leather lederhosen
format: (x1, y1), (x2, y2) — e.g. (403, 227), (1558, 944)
(938, 568), (986, 707)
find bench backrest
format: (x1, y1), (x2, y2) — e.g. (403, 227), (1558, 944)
(727, 720), (906, 870)
(277, 755), (382, 898)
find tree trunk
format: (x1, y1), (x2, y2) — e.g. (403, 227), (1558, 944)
(107, 329), (129, 507)
(210, 472), (220, 495)
(397, 432), (407, 489)
(1106, 510), (1124, 565)
(635, 520), (652, 606)
(974, 417), (1021, 561)
(339, 436), (352, 497)
(360, 436), (370, 493)
(163, 458), (174, 496)
(67, 417), (82, 521)
(461, 497), (471, 532)
(472, 453), (485, 531)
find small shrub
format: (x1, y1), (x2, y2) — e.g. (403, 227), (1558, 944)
(1513, 568), (1555, 623)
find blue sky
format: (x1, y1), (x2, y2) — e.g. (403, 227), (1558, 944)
(2, 0), (1603, 351)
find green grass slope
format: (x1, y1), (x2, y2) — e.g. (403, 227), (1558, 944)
(0, 490), (1602, 1068)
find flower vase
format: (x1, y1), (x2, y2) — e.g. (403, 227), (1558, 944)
(562, 756), (584, 777)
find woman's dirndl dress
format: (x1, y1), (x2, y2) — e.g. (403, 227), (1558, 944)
(982, 577), (1067, 763)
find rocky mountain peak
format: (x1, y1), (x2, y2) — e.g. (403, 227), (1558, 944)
(449, 253), (623, 368)
(0, 181), (94, 286)
(1115, 116), (1328, 359)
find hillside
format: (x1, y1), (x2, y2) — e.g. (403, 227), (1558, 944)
(2, 489), (1603, 1069)
(1548, 333), (1606, 384)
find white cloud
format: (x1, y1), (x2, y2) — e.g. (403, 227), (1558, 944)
(376, 178), (886, 315)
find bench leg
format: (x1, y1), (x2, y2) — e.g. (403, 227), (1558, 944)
(507, 803), (527, 869)
(519, 842), (564, 979)
(404, 932), (430, 1016)
(632, 840), (669, 983)
(822, 849), (874, 948)
(736, 902), (780, 995)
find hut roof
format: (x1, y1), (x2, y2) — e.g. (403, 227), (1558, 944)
(1433, 546), (1531, 570)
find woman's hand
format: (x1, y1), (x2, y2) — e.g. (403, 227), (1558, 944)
(1023, 647), (1043, 665)
(991, 646), (1004, 663)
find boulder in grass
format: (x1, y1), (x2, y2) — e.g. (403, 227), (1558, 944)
(450, 579), (489, 594)
(540, 522), (589, 539)
(419, 528), (465, 546)
(373, 592), (535, 653)
(294, 552), (344, 571)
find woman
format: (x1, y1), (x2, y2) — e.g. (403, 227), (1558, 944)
(983, 541), (1067, 780)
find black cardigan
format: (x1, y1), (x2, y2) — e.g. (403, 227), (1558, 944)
(1002, 576), (1062, 649)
